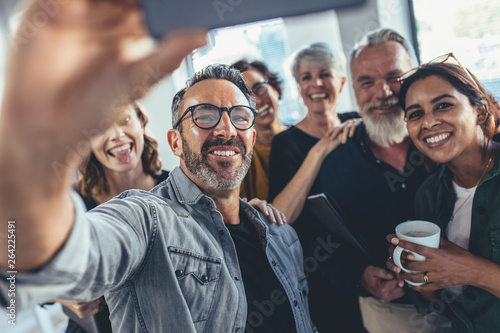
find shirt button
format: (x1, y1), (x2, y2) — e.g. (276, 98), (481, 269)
(271, 261), (277, 266)
(175, 269), (183, 277)
(401, 183), (406, 189)
(219, 230), (225, 236)
(234, 276), (240, 281)
(376, 160), (381, 163)
(235, 327), (241, 332)
(293, 300), (298, 306)
(201, 275), (209, 283)
(302, 290), (307, 296)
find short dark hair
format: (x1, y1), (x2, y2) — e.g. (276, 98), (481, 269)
(231, 59), (283, 99)
(171, 64), (255, 129)
(399, 63), (500, 142)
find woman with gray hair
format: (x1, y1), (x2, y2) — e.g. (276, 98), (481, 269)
(269, 42), (360, 223)
(268, 42), (363, 332)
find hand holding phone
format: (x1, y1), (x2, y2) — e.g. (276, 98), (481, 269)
(141, 0), (366, 39)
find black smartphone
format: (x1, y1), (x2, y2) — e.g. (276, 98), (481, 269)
(140, 0), (366, 39)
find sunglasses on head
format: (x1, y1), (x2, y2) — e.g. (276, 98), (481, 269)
(397, 52), (478, 89)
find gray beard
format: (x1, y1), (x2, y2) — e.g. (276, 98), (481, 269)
(181, 135), (252, 190)
(363, 111), (407, 147)
(359, 97), (407, 147)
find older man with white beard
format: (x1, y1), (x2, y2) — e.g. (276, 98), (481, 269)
(314, 29), (438, 333)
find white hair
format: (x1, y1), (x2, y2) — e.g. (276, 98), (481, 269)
(290, 42), (346, 82)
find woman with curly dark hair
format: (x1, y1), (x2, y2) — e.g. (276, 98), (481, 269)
(78, 101), (168, 209)
(59, 102), (168, 333)
(231, 59), (288, 201)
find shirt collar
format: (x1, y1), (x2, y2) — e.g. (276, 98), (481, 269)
(438, 150), (500, 191)
(169, 166), (271, 244)
(169, 166), (208, 205)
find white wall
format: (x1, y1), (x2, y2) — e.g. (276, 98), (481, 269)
(376, 0), (413, 44)
(335, 0), (415, 102)
(0, 0), (19, 109)
(137, 62), (189, 171)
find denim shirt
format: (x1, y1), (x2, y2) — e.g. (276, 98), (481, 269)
(0, 167), (315, 333)
(410, 154), (500, 333)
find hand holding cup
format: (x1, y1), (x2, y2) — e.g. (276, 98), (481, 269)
(391, 221), (440, 286)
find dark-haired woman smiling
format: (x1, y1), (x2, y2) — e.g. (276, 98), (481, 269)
(58, 102), (168, 333)
(231, 60), (288, 202)
(387, 60), (500, 333)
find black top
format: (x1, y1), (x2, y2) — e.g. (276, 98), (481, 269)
(267, 112), (365, 333)
(226, 214), (296, 333)
(318, 125), (434, 272)
(268, 111), (360, 201)
(81, 170), (170, 211)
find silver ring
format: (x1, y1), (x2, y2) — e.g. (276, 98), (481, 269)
(423, 273), (429, 283)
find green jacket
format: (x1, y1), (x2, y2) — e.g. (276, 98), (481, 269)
(411, 154), (500, 333)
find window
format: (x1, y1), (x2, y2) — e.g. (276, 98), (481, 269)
(0, 11), (7, 108)
(190, 18), (305, 125)
(0, 32), (5, 107)
(410, 0), (500, 99)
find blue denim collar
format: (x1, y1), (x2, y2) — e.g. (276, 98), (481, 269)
(169, 167), (209, 206)
(169, 166), (270, 245)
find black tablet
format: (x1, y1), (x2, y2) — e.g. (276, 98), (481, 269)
(306, 193), (373, 262)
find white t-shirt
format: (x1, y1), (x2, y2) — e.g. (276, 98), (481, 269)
(447, 181), (475, 250)
(446, 181), (476, 299)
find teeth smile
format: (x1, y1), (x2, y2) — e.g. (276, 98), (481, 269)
(426, 133), (451, 144)
(109, 144), (131, 154)
(213, 150), (236, 157)
(310, 94), (327, 100)
(259, 105), (270, 113)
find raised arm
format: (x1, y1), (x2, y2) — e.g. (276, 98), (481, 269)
(0, 0), (206, 271)
(270, 119), (359, 224)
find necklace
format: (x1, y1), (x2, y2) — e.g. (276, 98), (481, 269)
(450, 155), (493, 222)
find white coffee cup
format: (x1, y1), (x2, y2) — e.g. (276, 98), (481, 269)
(393, 220), (441, 286)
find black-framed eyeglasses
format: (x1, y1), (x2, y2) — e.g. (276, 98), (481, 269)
(251, 80), (269, 97)
(174, 103), (257, 131)
(398, 53), (478, 88)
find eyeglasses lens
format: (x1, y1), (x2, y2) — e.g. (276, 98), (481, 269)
(192, 105), (255, 130)
(253, 83), (268, 97)
(192, 104), (220, 128)
(230, 106), (254, 130)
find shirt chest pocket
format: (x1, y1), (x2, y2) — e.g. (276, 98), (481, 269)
(168, 247), (222, 323)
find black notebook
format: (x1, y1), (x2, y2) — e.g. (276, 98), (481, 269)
(306, 193), (373, 262)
